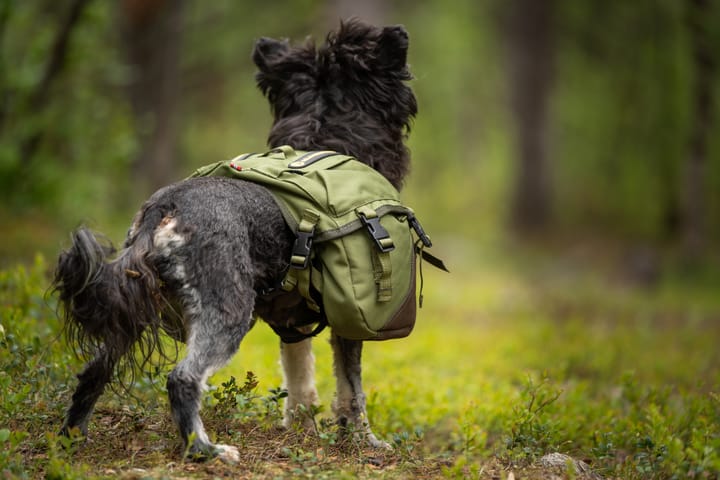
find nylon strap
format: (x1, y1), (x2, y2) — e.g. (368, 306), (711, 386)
(283, 209), (321, 312)
(416, 240), (425, 308)
(269, 319), (328, 344)
(269, 145), (295, 157)
(357, 206), (393, 301)
(356, 205), (395, 251)
(297, 266), (320, 312)
(289, 210), (320, 267)
(371, 247), (393, 302)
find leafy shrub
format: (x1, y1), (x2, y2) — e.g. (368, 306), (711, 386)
(0, 257), (79, 477)
(503, 373), (564, 462)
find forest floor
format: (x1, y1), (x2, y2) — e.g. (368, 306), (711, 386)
(2, 239), (719, 479)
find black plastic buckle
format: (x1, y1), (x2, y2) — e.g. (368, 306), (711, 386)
(407, 212), (432, 248)
(290, 229), (314, 269)
(359, 212), (395, 253)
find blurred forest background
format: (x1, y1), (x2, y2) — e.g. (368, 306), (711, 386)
(1, 1), (720, 476)
(0, 0), (719, 277)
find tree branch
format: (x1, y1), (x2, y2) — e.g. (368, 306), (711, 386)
(19, 0), (93, 165)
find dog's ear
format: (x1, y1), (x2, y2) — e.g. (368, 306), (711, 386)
(253, 37), (291, 100)
(376, 25), (409, 71)
(252, 37), (290, 72)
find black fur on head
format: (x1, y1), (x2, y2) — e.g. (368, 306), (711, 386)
(253, 19), (418, 189)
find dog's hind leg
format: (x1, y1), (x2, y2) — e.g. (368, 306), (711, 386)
(60, 348), (116, 438)
(330, 333), (391, 449)
(166, 297), (253, 463)
(280, 337), (319, 430)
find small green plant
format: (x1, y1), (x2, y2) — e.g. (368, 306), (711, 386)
(633, 434), (667, 476)
(297, 403), (325, 432)
(503, 373), (563, 462)
(452, 403), (487, 457)
(263, 386), (289, 421)
(392, 425), (424, 459)
(212, 371), (260, 420)
(0, 428), (29, 478)
(45, 432), (89, 480)
(441, 454), (482, 480)
(311, 415), (339, 455)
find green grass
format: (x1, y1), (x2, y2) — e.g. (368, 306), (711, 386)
(1, 248), (719, 478)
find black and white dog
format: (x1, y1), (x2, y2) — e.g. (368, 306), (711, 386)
(53, 20), (417, 462)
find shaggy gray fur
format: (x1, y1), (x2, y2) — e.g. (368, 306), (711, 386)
(53, 19), (417, 462)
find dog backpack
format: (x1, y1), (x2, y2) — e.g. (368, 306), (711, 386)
(190, 146), (445, 341)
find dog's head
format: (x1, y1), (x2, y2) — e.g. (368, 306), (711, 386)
(253, 19), (417, 189)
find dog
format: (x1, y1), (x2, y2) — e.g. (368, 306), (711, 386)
(53, 19), (417, 463)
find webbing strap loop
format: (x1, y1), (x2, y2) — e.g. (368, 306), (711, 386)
(371, 248), (393, 302)
(290, 210), (320, 269)
(269, 145), (295, 157)
(356, 206), (393, 301)
(284, 209), (321, 312)
(357, 206), (395, 253)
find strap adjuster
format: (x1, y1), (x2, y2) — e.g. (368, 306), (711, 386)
(407, 211), (432, 247)
(290, 229), (314, 269)
(358, 208), (395, 253)
(290, 209), (320, 269)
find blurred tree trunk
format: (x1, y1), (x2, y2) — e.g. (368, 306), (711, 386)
(16, 0), (92, 166)
(119, 0), (184, 194)
(505, 0), (555, 232)
(682, 0), (715, 258)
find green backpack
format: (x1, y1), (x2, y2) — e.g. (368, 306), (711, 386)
(190, 146), (444, 341)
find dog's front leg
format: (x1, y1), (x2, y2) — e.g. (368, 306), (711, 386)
(280, 337), (319, 430)
(166, 298), (253, 463)
(61, 348), (115, 438)
(330, 333), (390, 449)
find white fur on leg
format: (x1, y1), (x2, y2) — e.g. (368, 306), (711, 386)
(280, 338), (319, 429)
(214, 444), (240, 463)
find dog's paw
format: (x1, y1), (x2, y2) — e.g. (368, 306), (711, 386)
(58, 425), (87, 450)
(214, 444), (240, 464)
(366, 433), (392, 451)
(282, 416), (317, 433)
(59, 423), (87, 438)
(283, 404), (319, 433)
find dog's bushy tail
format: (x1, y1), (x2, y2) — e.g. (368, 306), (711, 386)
(53, 227), (175, 381)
